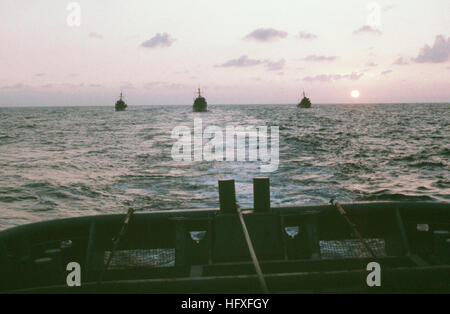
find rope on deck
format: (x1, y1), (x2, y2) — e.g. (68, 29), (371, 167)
(97, 208), (135, 285)
(330, 199), (376, 258)
(236, 203), (269, 293)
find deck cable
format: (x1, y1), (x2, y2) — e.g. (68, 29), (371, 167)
(214, 163), (269, 293)
(97, 207), (135, 285)
(330, 198), (376, 258)
(236, 203), (269, 293)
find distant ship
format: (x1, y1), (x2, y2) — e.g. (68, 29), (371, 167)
(115, 92), (128, 111)
(193, 88), (207, 112)
(298, 90), (311, 108)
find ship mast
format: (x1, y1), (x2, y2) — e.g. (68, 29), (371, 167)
(197, 88), (201, 97)
(120, 91), (123, 100)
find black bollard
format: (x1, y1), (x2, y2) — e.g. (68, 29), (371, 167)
(253, 177), (270, 212)
(218, 179), (237, 213)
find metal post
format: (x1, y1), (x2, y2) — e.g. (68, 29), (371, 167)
(253, 177), (270, 212)
(218, 179), (237, 213)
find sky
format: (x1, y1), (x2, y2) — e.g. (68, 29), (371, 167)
(0, 0), (449, 106)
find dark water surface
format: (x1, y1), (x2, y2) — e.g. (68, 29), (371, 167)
(0, 104), (449, 230)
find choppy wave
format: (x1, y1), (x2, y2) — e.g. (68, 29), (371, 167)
(0, 103), (449, 230)
(355, 189), (435, 201)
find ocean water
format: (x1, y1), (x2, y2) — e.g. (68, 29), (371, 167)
(0, 103), (449, 230)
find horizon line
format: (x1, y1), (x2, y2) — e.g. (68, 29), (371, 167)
(1, 102), (449, 108)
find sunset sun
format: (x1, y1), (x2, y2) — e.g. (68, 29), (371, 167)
(351, 90), (360, 98)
